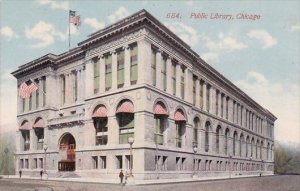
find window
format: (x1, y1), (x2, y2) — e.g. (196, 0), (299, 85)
(117, 49), (125, 88)
(39, 158), (43, 168)
(155, 116), (165, 145)
(251, 139), (254, 157)
(180, 67), (185, 99)
(240, 134), (244, 157)
(200, 81), (203, 109)
(105, 54), (112, 91)
(29, 95), (32, 111)
(162, 156), (167, 170)
(246, 137), (250, 157)
(25, 159), (29, 169)
(130, 44), (138, 84)
(233, 101), (236, 123)
(193, 118), (199, 146)
(161, 56), (167, 91)
(176, 122), (185, 148)
(22, 130), (30, 151)
(100, 156), (106, 169)
(216, 126), (221, 154)
(237, 104), (239, 124)
(192, 76), (197, 105)
(35, 128), (44, 150)
(176, 157), (181, 170)
(205, 122), (210, 152)
(118, 113), (134, 144)
(61, 75), (66, 105)
(171, 62), (176, 95)
(34, 158), (37, 169)
(116, 155), (123, 169)
(42, 76), (46, 106)
(92, 156), (98, 169)
(226, 97), (229, 120)
(151, 49), (156, 86)
(225, 129), (229, 155)
(20, 159), (24, 169)
(155, 155), (161, 170)
(35, 79), (39, 109)
(240, 106), (243, 126)
(206, 85), (210, 112)
(221, 94), (224, 117)
(216, 90), (219, 115)
(94, 118), (108, 145)
(93, 58), (100, 94)
(73, 71), (78, 101)
(233, 131), (237, 156)
(125, 155), (132, 170)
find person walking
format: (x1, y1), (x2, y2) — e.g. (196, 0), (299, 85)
(40, 170), (43, 180)
(19, 170), (22, 178)
(119, 170), (124, 184)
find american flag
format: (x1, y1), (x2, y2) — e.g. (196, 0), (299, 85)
(19, 80), (38, 99)
(69, 10), (80, 26)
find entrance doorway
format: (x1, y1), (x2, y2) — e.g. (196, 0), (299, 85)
(58, 133), (76, 171)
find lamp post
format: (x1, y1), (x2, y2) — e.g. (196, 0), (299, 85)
(127, 137), (135, 185)
(192, 145), (198, 179)
(43, 144), (48, 179)
(229, 154), (232, 179)
(4, 148), (9, 177)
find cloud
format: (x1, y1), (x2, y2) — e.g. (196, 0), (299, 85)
(165, 22), (199, 47)
(36, 0), (69, 10)
(25, 21), (79, 48)
(201, 52), (219, 62)
(203, 32), (248, 52)
(108, 7), (130, 23)
(290, 24), (300, 32)
(84, 18), (105, 31)
(247, 30), (277, 49)
(0, 26), (18, 40)
(235, 71), (300, 144)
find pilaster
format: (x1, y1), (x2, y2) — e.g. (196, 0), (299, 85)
(156, 50), (162, 89)
(124, 46), (131, 87)
(111, 51), (117, 90)
(166, 57), (172, 94)
(175, 63), (181, 98)
(85, 59), (93, 98)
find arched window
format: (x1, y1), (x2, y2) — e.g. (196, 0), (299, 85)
(246, 136), (250, 157)
(260, 141), (263, 159)
(205, 121), (210, 152)
(193, 118), (200, 146)
(233, 131), (237, 156)
(154, 102), (168, 145)
(224, 128), (230, 155)
(33, 118), (44, 150)
(20, 120), (30, 151)
(93, 105), (108, 145)
(175, 109), (186, 148)
(239, 134), (244, 157)
(116, 100), (134, 144)
(251, 138), (255, 157)
(216, 126), (221, 154)
(256, 140), (259, 159)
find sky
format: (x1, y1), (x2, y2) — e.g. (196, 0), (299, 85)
(0, 0), (299, 144)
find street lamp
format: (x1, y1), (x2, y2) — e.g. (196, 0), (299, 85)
(229, 154), (232, 179)
(43, 144), (48, 179)
(4, 148), (9, 177)
(192, 145), (198, 179)
(127, 136), (135, 185)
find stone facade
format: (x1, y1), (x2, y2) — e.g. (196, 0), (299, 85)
(12, 9), (276, 181)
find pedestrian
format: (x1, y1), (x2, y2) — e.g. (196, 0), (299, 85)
(40, 170), (43, 179)
(119, 170), (124, 184)
(19, 170), (22, 178)
(125, 171), (128, 183)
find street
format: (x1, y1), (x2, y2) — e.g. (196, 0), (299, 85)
(0, 175), (299, 191)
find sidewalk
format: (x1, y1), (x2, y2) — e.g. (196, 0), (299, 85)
(5, 174), (268, 185)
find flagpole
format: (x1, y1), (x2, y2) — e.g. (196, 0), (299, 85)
(69, 10), (71, 51)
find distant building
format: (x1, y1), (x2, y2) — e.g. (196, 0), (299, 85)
(12, 9), (276, 180)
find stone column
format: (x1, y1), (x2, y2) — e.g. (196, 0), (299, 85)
(65, 73), (71, 105)
(84, 120), (95, 149)
(223, 95), (226, 119)
(30, 129), (36, 151)
(124, 46), (131, 87)
(195, 79), (200, 108)
(85, 59), (93, 98)
(209, 87), (216, 114)
(175, 63), (181, 97)
(107, 116), (119, 145)
(137, 40), (152, 85)
(45, 74), (55, 107)
(184, 68), (191, 102)
(219, 134), (225, 155)
(111, 51), (117, 90)
(203, 83), (207, 112)
(228, 99), (233, 123)
(156, 50), (162, 89)
(166, 57), (172, 94)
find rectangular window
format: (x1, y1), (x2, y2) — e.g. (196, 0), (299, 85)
(126, 155), (132, 170)
(116, 155), (123, 169)
(29, 95), (32, 111)
(180, 67), (185, 99)
(42, 76), (46, 106)
(20, 159), (24, 169)
(130, 44), (138, 84)
(200, 81), (203, 109)
(39, 158), (43, 168)
(105, 54), (112, 91)
(155, 117), (164, 145)
(198, 159), (201, 170)
(192, 76), (196, 105)
(92, 156), (98, 169)
(226, 97), (229, 120)
(73, 71), (78, 102)
(221, 94), (224, 118)
(100, 156), (106, 169)
(61, 76), (66, 105)
(233, 101), (236, 122)
(171, 62), (176, 95)
(95, 118), (108, 145)
(162, 156), (167, 171)
(151, 49), (156, 86)
(216, 91), (219, 115)
(35, 79), (39, 109)
(93, 58), (100, 94)
(241, 106), (243, 126)
(34, 158), (37, 169)
(119, 113), (134, 144)
(155, 155), (161, 170)
(25, 159), (29, 169)
(206, 85), (210, 112)
(181, 158), (186, 170)
(162, 56), (167, 91)
(176, 157), (181, 170)
(117, 49), (125, 88)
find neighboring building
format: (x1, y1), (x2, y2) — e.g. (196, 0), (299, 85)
(12, 9), (276, 180)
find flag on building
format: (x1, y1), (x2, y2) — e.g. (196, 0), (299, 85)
(19, 80), (38, 99)
(69, 10), (80, 26)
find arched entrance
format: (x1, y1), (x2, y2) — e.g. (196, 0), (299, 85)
(58, 133), (76, 171)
